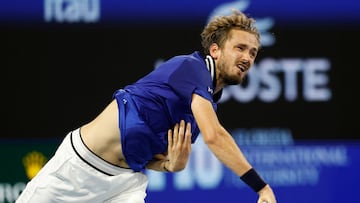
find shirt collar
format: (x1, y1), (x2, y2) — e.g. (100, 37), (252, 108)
(205, 55), (217, 91)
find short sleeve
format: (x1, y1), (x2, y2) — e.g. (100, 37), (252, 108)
(168, 58), (213, 104)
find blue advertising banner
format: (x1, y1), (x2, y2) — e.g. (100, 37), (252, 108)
(0, 134), (359, 202)
(1, 0), (360, 25)
(145, 137), (360, 203)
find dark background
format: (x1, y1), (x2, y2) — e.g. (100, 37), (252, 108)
(4, 24), (359, 140)
(3, 0), (360, 142)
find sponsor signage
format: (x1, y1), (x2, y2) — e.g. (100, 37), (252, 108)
(146, 136), (360, 203)
(0, 0), (359, 25)
(1, 138), (357, 203)
(0, 140), (59, 203)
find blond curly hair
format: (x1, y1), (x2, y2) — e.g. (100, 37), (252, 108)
(201, 10), (260, 55)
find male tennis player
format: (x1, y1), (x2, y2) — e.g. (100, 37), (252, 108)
(17, 10), (276, 203)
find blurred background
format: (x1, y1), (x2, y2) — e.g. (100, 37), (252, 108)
(2, 0), (360, 202)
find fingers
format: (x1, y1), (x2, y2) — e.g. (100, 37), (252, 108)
(177, 120), (185, 144)
(173, 122), (179, 145)
(169, 120), (192, 148)
(168, 121), (181, 149)
(184, 122), (192, 145)
(167, 128), (173, 149)
(168, 120), (191, 146)
(166, 120), (193, 172)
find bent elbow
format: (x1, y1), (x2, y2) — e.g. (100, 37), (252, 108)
(202, 128), (222, 145)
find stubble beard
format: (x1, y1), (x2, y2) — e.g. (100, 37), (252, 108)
(224, 75), (243, 85)
(218, 60), (244, 86)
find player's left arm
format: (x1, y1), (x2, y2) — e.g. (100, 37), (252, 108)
(191, 93), (277, 203)
(191, 93), (253, 175)
(146, 120), (192, 172)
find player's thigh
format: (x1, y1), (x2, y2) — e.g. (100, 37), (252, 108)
(106, 173), (148, 203)
(106, 190), (146, 203)
(30, 158), (109, 202)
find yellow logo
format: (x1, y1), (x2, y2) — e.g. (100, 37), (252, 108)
(22, 151), (47, 180)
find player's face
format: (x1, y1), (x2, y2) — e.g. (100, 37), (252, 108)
(217, 29), (259, 85)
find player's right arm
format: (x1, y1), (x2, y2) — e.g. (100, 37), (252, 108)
(191, 93), (276, 203)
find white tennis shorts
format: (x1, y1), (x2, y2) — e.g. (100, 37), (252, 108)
(16, 128), (148, 203)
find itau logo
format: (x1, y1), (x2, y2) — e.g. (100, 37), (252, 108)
(22, 151), (48, 180)
(207, 0), (275, 47)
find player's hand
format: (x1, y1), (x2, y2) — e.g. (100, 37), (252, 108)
(257, 185), (277, 203)
(165, 120), (192, 172)
(145, 120), (192, 172)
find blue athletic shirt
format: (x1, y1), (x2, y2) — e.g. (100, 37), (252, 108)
(112, 51), (222, 172)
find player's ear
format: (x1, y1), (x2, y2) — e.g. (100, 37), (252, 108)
(209, 43), (219, 59)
